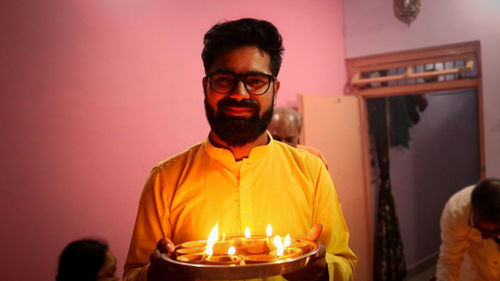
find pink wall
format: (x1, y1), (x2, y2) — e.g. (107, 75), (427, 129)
(344, 0), (500, 177)
(0, 1), (346, 280)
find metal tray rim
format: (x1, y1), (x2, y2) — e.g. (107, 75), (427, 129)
(161, 240), (323, 280)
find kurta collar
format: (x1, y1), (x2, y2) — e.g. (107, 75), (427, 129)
(203, 131), (275, 166)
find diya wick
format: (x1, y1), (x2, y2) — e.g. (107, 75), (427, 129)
(266, 224), (272, 241)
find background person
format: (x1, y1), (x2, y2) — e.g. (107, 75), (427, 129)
(436, 178), (500, 281)
(56, 239), (119, 281)
(268, 106), (329, 169)
(124, 18), (356, 281)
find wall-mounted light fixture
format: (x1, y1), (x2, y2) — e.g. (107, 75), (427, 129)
(394, 0), (421, 25)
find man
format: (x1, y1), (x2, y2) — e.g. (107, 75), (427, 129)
(268, 107), (329, 169)
(436, 178), (500, 281)
(124, 18), (356, 281)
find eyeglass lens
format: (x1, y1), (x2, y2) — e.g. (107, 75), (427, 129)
(209, 72), (272, 95)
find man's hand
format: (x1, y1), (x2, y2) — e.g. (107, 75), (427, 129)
(283, 224), (328, 281)
(147, 238), (194, 281)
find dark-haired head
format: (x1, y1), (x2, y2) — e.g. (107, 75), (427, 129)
(202, 18), (284, 77)
(471, 178), (500, 224)
(56, 239), (115, 281)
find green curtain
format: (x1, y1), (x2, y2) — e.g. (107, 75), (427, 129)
(367, 98), (407, 281)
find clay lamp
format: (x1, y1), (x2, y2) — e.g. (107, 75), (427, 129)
(241, 227), (268, 254)
(176, 246), (205, 255)
(176, 253), (204, 263)
(271, 234), (302, 260)
(243, 232), (282, 264)
(204, 246), (241, 265)
(290, 239), (313, 254)
(180, 240), (206, 249)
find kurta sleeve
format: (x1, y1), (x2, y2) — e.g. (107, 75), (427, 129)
(313, 164), (357, 281)
(436, 199), (470, 281)
(124, 167), (173, 281)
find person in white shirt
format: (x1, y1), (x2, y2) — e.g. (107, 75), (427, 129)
(436, 178), (500, 281)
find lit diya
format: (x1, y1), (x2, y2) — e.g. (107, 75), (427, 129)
(269, 234), (303, 260)
(204, 246), (241, 265)
(240, 225), (270, 254)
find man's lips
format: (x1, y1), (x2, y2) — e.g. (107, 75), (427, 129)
(221, 106), (257, 116)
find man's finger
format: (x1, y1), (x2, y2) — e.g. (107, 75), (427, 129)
(156, 237), (176, 254)
(149, 249), (162, 265)
(305, 223), (323, 241)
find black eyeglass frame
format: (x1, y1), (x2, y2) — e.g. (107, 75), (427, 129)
(467, 207), (500, 236)
(206, 71), (276, 96)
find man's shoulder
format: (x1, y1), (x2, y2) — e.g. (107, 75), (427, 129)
(296, 144), (329, 169)
(155, 142), (206, 170)
(449, 185), (475, 203)
(273, 141), (325, 169)
(445, 184), (475, 213)
(297, 144), (321, 155)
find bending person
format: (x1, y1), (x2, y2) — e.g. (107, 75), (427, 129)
(436, 178), (500, 281)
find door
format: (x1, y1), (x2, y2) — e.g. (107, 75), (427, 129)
(298, 94), (373, 281)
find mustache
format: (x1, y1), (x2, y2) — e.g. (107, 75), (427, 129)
(217, 98), (260, 111)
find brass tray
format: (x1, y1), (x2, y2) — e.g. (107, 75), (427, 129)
(161, 239), (323, 280)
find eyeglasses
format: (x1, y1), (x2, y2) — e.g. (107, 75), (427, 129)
(207, 71), (275, 96)
(468, 207), (500, 236)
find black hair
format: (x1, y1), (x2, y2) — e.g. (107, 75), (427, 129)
(471, 178), (500, 223)
(56, 239), (108, 281)
(202, 18), (284, 77)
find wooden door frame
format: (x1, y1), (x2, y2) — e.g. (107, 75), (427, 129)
(346, 41), (486, 178)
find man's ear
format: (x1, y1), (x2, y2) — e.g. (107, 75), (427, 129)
(202, 76), (208, 95)
(273, 79), (280, 104)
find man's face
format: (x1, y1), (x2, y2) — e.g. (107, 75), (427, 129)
(203, 46), (279, 147)
(469, 208), (500, 239)
(268, 114), (300, 147)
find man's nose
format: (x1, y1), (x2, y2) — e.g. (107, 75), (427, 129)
(228, 80), (250, 101)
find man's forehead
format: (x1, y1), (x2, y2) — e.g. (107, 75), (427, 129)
(270, 117), (299, 134)
(209, 46), (272, 73)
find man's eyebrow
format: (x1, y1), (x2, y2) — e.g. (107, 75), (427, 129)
(212, 68), (271, 76)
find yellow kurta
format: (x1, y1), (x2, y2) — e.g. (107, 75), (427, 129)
(124, 136), (357, 281)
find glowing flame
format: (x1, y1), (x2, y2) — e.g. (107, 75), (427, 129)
(205, 223), (218, 256)
(245, 227), (251, 239)
(266, 224), (272, 237)
(284, 234), (291, 248)
(273, 235), (284, 256)
(205, 247), (213, 256)
(228, 246), (236, 256)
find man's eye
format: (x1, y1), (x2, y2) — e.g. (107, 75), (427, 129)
(214, 76), (234, 85)
(246, 77), (267, 87)
(215, 76), (233, 82)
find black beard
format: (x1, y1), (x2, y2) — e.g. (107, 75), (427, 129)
(204, 97), (273, 147)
